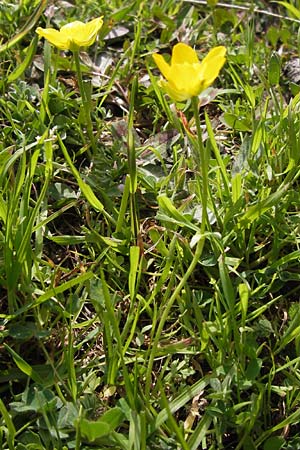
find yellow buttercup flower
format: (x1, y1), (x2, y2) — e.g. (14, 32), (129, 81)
(36, 17), (103, 51)
(152, 43), (226, 101)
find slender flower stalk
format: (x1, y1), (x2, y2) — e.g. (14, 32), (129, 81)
(73, 49), (96, 154)
(191, 96), (209, 234)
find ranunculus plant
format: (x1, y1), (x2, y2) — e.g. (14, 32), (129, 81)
(152, 42), (226, 261)
(36, 18), (103, 155)
(146, 43), (227, 397)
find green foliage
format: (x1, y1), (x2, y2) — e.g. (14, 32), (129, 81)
(1, 1), (300, 449)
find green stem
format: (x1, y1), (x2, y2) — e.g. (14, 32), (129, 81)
(191, 96), (208, 234)
(73, 50), (96, 155)
(128, 76), (139, 243)
(128, 125), (139, 242)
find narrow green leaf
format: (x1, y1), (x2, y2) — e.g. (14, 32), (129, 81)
(157, 194), (199, 232)
(0, 399), (15, 450)
(116, 174), (130, 233)
(7, 36), (38, 82)
(154, 377), (209, 429)
(268, 52), (281, 86)
(256, 408), (300, 447)
(231, 173), (242, 204)
(47, 235), (87, 245)
(238, 182), (290, 227)
(0, 194), (7, 223)
(58, 135), (104, 212)
(188, 413), (212, 450)
(4, 344), (44, 384)
(218, 253), (235, 310)
(239, 282), (249, 326)
(1, 272), (93, 320)
(275, 1), (300, 19)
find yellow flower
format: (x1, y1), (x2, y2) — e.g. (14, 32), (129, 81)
(152, 43), (226, 101)
(36, 17), (103, 51)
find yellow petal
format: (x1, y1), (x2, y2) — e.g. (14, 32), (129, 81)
(60, 20), (85, 33)
(171, 43), (199, 65)
(152, 53), (171, 80)
(160, 80), (190, 102)
(199, 51), (226, 90)
(82, 17), (103, 38)
(61, 18), (103, 47)
(201, 46), (226, 66)
(169, 63), (200, 95)
(36, 27), (70, 50)
(73, 17), (103, 46)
